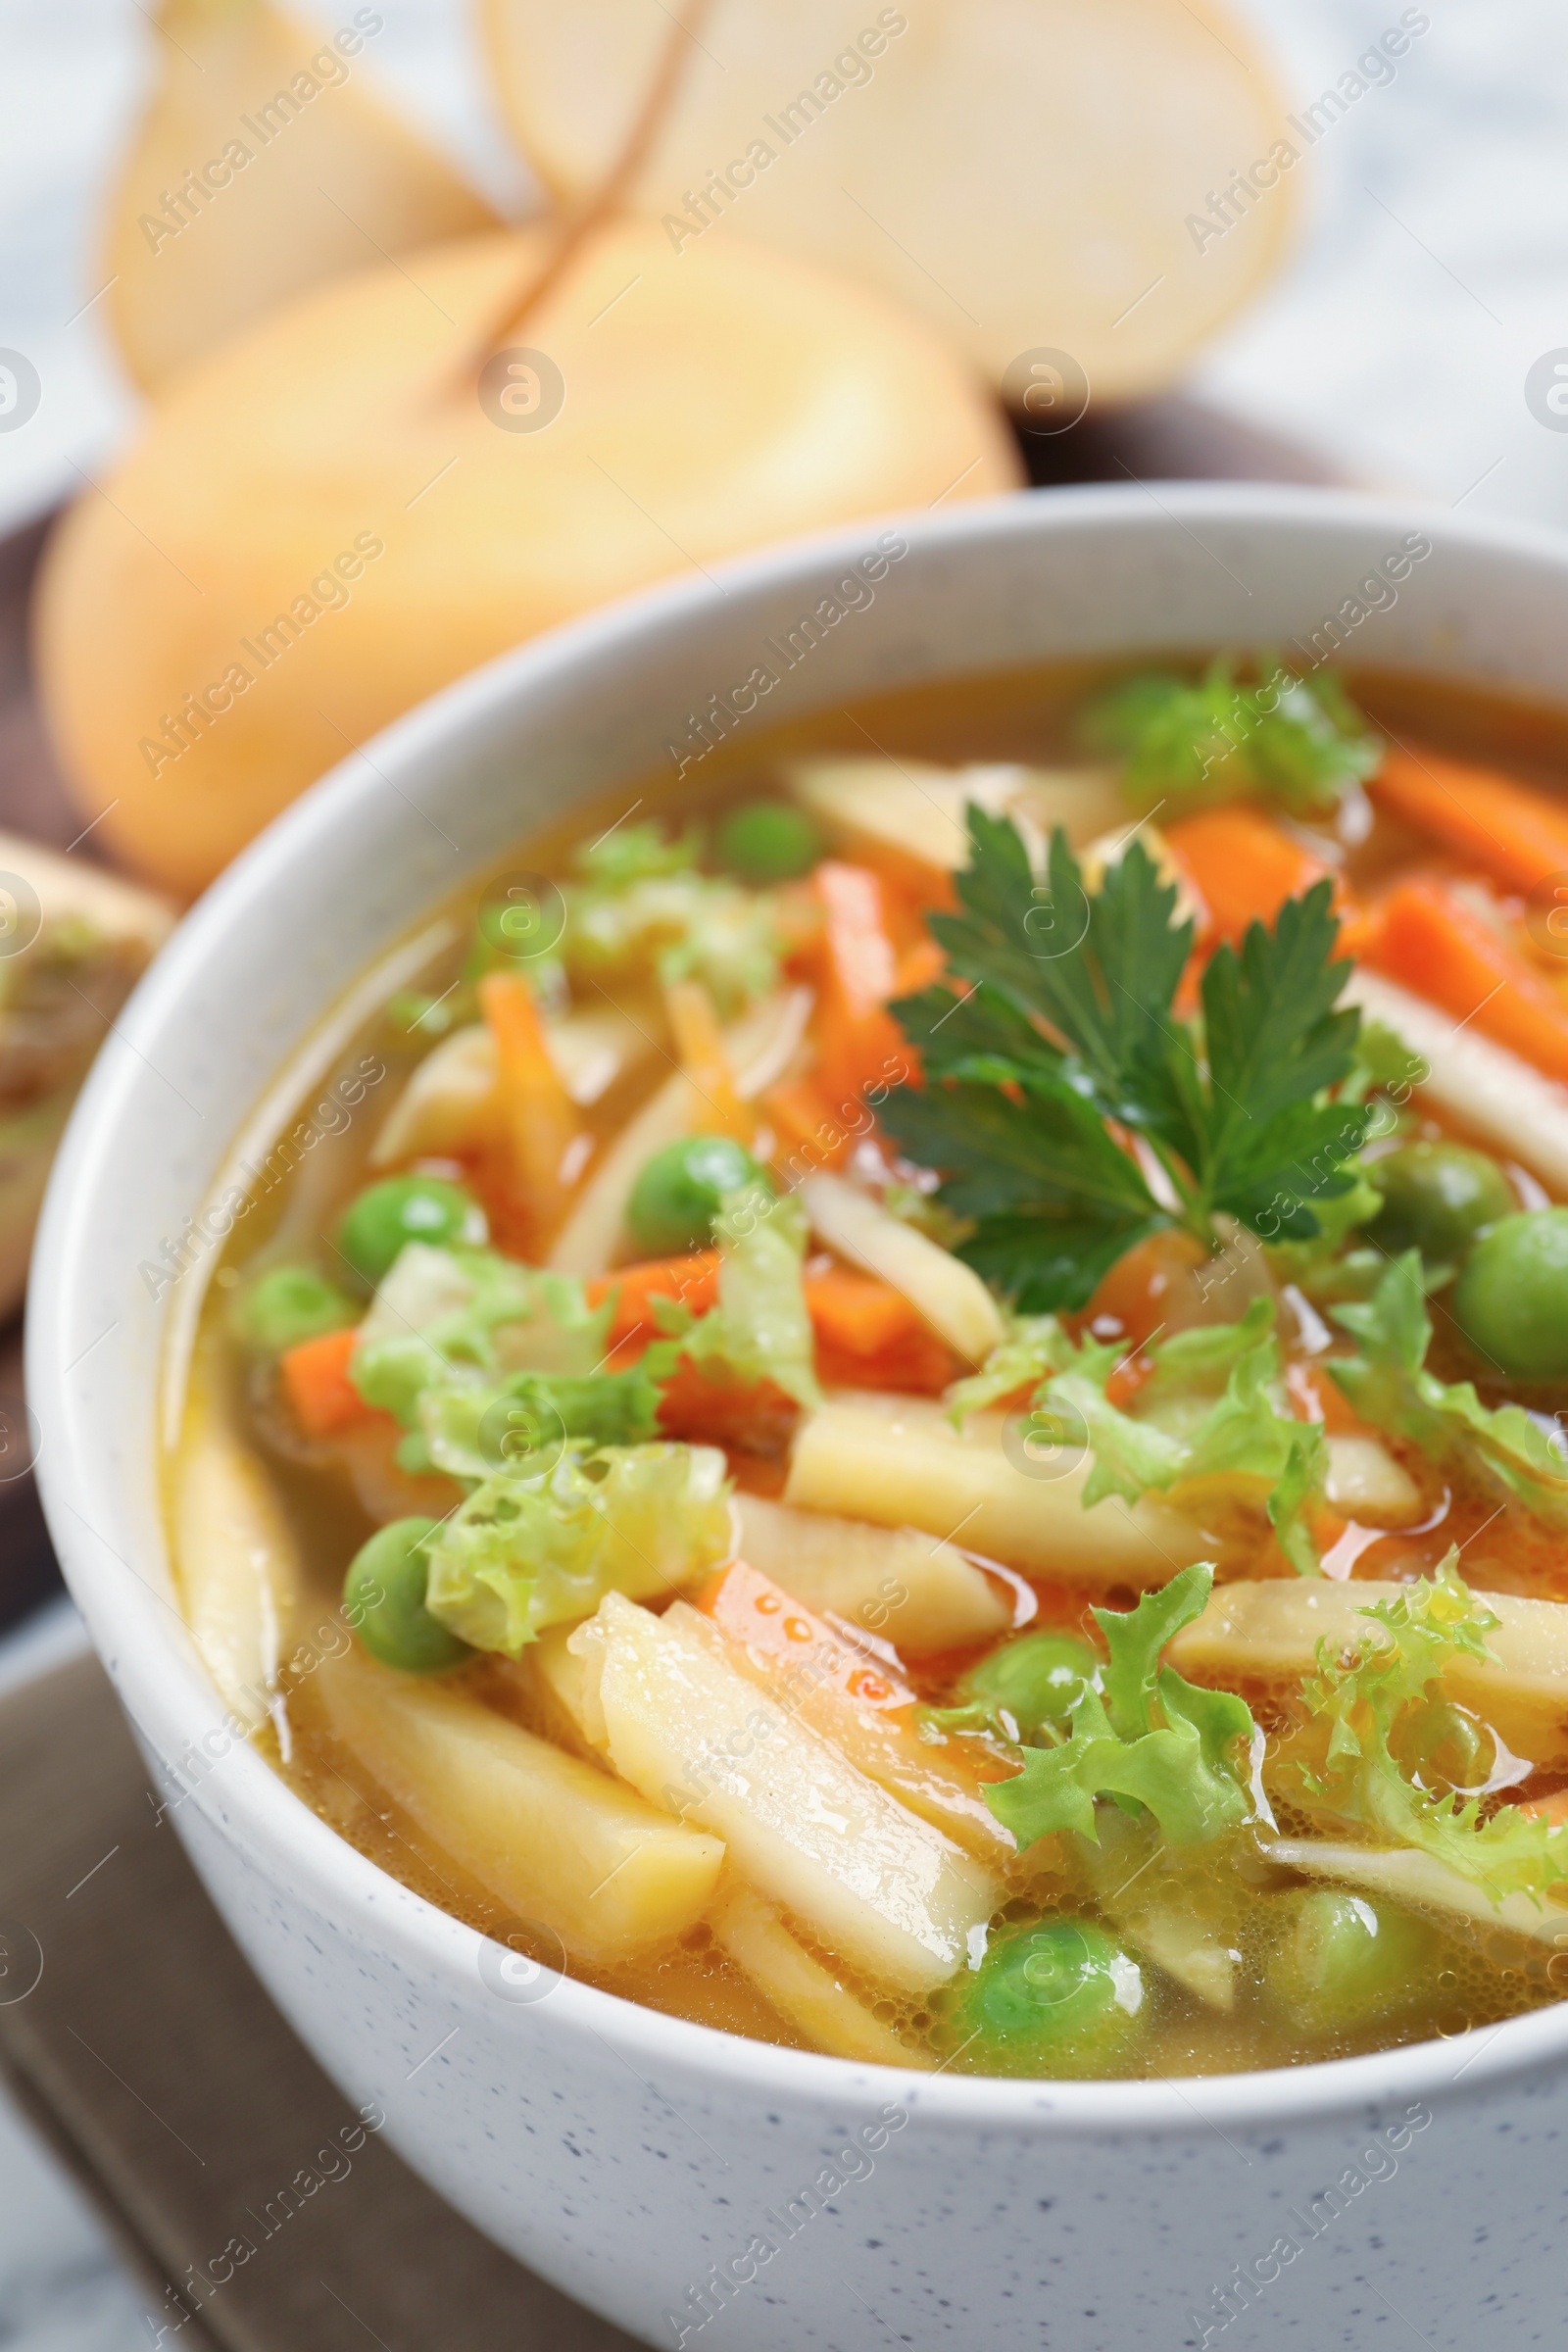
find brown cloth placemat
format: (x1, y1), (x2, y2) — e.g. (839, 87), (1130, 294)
(0, 1651), (639, 2349)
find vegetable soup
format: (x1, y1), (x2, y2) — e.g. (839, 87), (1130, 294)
(171, 652), (1568, 2079)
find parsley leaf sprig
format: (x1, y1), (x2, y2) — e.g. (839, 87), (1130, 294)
(881, 810), (1372, 1310)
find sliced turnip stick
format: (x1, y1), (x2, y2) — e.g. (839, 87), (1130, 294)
(172, 1390), (299, 1729)
(1263, 1838), (1568, 1949)
(569, 1591), (998, 1994)
(370, 1024), (494, 1165)
(801, 1172), (1004, 1364)
(785, 1393), (1211, 1590)
(732, 1493), (1009, 1656)
(784, 758), (1123, 877)
(1080, 1814), (1241, 2011)
(1167, 1578), (1568, 1766)
(692, 1563), (1014, 1863)
(711, 1884), (930, 2067)
(315, 1642), (724, 1964)
(1322, 1433), (1423, 1525)
(549, 1067), (694, 1273)
(1077, 819), (1204, 929)
(1348, 968), (1568, 1196)
(370, 1008), (658, 1167)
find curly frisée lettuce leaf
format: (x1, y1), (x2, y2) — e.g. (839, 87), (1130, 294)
(350, 1245), (611, 1425)
(944, 1313), (1069, 1422)
(413, 1364), (666, 1482)
(1329, 1252), (1568, 1528)
(422, 1444), (734, 1656)
(661, 1183), (821, 1412)
(987, 1564), (1258, 1854)
(881, 814), (1371, 1311)
(951, 1298), (1327, 1571)
(574, 817), (705, 889)
(1050, 1304), (1328, 1574)
(1079, 655), (1382, 817)
(563, 823), (780, 1016)
(1288, 1558), (1568, 1906)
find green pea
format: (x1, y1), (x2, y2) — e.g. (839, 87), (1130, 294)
(1263, 1888), (1432, 2034)
(1367, 1141), (1514, 1266)
(1453, 1206), (1568, 1379)
(949, 1917), (1147, 2078)
(235, 1264), (357, 1354)
(625, 1134), (772, 1256)
(336, 1175), (487, 1291)
(957, 1632), (1098, 1740)
(344, 1517), (472, 1675)
(715, 800), (822, 883)
(1393, 1694), (1494, 1797)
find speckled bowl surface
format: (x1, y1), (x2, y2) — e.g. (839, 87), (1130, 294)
(29, 486), (1568, 2351)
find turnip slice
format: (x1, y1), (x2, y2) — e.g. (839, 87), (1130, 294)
(693, 1560), (1014, 1863)
(549, 988), (810, 1272)
(316, 1642), (724, 1964)
(171, 1389), (299, 1730)
(1168, 1578), (1568, 1767)
(802, 1172), (1004, 1364)
(1263, 1838), (1568, 1950)
(1348, 968), (1568, 1195)
(732, 1493), (1009, 1656)
(785, 1393), (1211, 1588)
(782, 760), (1127, 893)
(1322, 1434), (1423, 1525)
(569, 1591), (998, 1994)
(711, 1884), (929, 2068)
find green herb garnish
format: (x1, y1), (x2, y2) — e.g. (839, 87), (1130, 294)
(1080, 654), (1382, 815)
(422, 1444), (733, 1656)
(986, 1563), (1258, 1854)
(881, 811), (1372, 1310)
(950, 1298), (1327, 1572)
(1288, 1559), (1568, 1903)
(1329, 1250), (1568, 1527)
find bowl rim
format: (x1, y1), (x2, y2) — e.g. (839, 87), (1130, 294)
(32, 476), (1568, 2136)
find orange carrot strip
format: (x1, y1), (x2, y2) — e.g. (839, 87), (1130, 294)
(664, 977), (754, 1143)
(279, 1325), (373, 1437)
(478, 970), (581, 1250)
(1283, 1359), (1364, 1436)
(697, 1558), (918, 1712)
(813, 1326), (956, 1396)
(761, 1074), (859, 1176)
(655, 1359), (797, 1449)
(804, 1265), (921, 1359)
(1369, 875), (1568, 1085)
(696, 1562), (1016, 1850)
(1164, 805), (1348, 947)
(586, 1250), (720, 1351)
(813, 860), (906, 1108)
(894, 936), (946, 997)
(1369, 747), (1568, 896)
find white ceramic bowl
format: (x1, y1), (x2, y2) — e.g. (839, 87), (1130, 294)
(30, 486), (1568, 2352)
